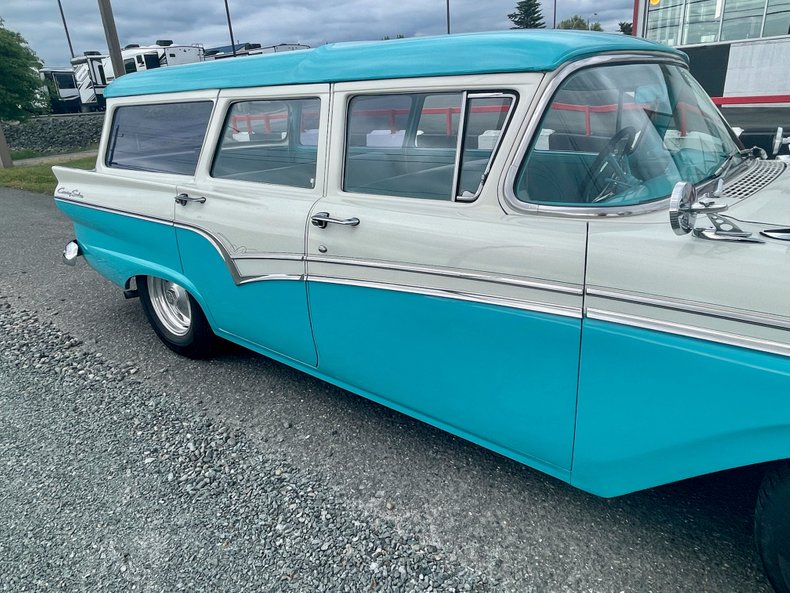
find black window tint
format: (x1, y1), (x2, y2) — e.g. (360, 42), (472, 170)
(106, 102), (212, 175)
(211, 98), (320, 189)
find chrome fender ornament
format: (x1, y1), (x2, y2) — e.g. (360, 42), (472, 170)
(669, 181), (729, 237)
(669, 182), (697, 235)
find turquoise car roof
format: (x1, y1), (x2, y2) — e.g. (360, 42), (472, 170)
(104, 30), (685, 99)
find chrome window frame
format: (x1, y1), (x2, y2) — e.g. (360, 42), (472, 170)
(502, 52), (694, 218)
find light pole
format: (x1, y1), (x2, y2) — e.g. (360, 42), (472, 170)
(97, 0), (125, 79)
(446, 0), (451, 34)
(56, 0), (75, 59)
(589, 12), (598, 30)
(224, 0), (237, 56)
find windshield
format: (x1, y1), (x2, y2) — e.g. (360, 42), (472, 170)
(514, 62), (742, 207)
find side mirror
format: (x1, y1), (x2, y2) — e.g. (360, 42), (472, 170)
(669, 181), (728, 236)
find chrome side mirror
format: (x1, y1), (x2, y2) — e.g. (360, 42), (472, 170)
(773, 127), (790, 156)
(669, 181), (728, 236)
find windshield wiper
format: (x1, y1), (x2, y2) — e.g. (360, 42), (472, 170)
(711, 146), (766, 181)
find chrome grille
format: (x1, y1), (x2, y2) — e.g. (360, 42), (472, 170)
(723, 159), (787, 201)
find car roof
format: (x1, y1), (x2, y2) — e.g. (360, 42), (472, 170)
(104, 30), (685, 99)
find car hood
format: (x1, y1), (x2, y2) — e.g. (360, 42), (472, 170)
(727, 160), (790, 226)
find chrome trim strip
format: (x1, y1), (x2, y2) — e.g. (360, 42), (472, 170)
(501, 53), (689, 218)
(54, 197), (172, 226)
(309, 276), (582, 318)
(449, 90), (468, 201)
(238, 274), (303, 285)
(587, 308), (790, 358)
(173, 223), (244, 285)
(307, 255), (582, 295)
(232, 253), (305, 261)
(173, 225), (304, 285)
(586, 286), (790, 332)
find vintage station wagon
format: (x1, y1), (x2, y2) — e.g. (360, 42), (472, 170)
(53, 31), (790, 591)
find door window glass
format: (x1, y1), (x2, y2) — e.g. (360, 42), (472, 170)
(106, 101), (213, 175)
(212, 98), (320, 189)
(344, 92), (514, 201)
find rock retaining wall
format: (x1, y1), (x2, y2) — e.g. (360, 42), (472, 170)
(3, 114), (104, 155)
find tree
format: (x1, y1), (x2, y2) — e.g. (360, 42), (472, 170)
(619, 21), (634, 35)
(558, 15), (603, 31)
(0, 19), (44, 168)
(0, 20), (43, 121)
(508, 0), (546, 29)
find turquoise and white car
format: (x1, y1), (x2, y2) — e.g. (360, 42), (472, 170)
(53, 31), (790, 591)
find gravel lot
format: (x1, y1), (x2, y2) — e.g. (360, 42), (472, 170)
(0, 187), (775, 592)
(0, 302), (492, 592)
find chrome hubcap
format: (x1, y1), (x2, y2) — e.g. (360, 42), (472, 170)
(148, 277), (192, 337)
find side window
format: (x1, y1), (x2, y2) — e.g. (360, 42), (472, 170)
(106, 101), (212, 175)
(211, 97), (320, 189)
(344, 92), (514, 201)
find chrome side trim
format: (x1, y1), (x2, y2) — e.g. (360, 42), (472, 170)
(238, 274), (303, 285)
(309, 276), (582, 318)
(586, 286), (790, 332)
(587, 308), (790, 358)
(307, 255), (582, 295)
(501, 53), (689, 218)
(173, 223), (244, 285)
(54, 197), (172, 226)
(232, 253), (305, 261)
(174, 223), (304, 286)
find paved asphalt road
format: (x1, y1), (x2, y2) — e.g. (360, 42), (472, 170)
(0, 186), (774, 592)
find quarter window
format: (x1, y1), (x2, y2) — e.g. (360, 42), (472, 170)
(344, 92), (514, 201)
(106, 101), (213, 175)
(212, 98), (320, 189)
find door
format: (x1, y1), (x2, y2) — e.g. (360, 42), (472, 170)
(175, 85), (329, 366)
(305, 81), (586, 477)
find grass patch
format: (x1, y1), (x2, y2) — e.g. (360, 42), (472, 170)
(10, 149), (45, 160)
(0, 156), (96, 194)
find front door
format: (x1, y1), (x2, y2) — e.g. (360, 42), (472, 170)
(305, 81), (586, 476)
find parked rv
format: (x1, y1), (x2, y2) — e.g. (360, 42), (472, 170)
(39, 67), (81, 114)
(67, 40), (204, 112)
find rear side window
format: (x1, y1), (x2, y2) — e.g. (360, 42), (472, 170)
(106, 101), (213, 175)
(344, 92), (514, 201)
(211, 97), (320, 189)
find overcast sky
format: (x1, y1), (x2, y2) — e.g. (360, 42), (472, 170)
(3, 0), (634, 68)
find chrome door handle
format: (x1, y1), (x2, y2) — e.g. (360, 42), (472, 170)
(310, 212), (360, 229)
(175, 193), (206, 206)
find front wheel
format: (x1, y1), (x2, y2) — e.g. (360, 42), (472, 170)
(755, 462), (790, 593)
(138, 276), (214, 358)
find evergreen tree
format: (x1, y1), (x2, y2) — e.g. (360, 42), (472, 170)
(618, 21), (634, 35)
(508, 0), (546, 29)
(558, 15), (603, 31)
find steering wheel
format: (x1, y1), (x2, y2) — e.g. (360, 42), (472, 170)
(582, 126), (637, 202)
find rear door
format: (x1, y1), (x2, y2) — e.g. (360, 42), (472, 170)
(175, 84), (329, 366)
